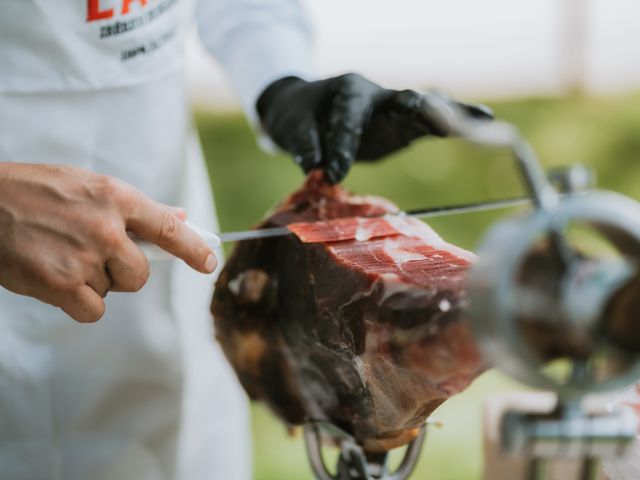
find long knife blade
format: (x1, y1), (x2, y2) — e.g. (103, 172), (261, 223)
(137, 196), (533, 262)
(218, 226), (291, 243)
(221, 195), (532, 243)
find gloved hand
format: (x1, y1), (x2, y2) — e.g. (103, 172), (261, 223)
(256, 73), (493, 183)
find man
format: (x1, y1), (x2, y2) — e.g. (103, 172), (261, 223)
(0, 1), (489, 479)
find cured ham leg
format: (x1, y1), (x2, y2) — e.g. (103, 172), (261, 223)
(211, 172), (486, 452)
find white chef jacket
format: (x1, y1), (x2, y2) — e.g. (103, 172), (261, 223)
(0, 1), (312, 479)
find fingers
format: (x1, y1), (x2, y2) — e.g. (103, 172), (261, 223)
(289, 120), (322, 174)
(106, 237), (150, 292)
(256, 76), (322, 173)
(266, 103), (322, 173)
(59, 285), (106, 323)
(122, 191), (216, 274)
(323, 78), (373, 183)
(86, 263), (113, 298)
(264, 111), (322, 174)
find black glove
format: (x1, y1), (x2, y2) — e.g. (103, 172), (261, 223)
(256, 73), (493, 183)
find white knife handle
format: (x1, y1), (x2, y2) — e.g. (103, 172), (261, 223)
(135, 220), (221, 261)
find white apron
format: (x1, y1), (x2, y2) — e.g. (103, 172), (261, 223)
(0, 1), (250, 479)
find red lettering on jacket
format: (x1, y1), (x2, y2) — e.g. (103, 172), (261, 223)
(87, 0), (114, 22)
(122, 0), (148, 15)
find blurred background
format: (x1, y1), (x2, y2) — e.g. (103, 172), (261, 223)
(190, 1), (640, 478)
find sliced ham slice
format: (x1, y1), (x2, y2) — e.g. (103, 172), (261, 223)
(288, 216), (402, 243)
(211, 171), (485, 452)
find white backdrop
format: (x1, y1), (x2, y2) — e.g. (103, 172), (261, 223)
(187, 0), (640, 109)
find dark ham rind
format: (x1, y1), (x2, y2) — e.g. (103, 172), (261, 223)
(212, 172), (485, 452)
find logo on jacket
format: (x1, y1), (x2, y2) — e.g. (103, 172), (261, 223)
(87, 0), (153, 22)
(86, 0), (180, 63)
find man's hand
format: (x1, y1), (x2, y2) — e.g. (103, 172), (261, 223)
(257, 73), (493, 183)
(0, 163), (217, 323)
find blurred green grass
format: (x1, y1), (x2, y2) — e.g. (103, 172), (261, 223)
(196, 93), (640, 480)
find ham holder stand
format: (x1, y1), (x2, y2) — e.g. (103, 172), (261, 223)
(302, 96), (640, 480)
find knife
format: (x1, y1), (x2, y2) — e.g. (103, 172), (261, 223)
(135, 196), (533, 262)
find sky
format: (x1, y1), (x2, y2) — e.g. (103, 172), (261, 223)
(187, 0), (640, 109)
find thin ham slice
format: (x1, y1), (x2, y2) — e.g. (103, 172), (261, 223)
(211, 172), (485, 452)
(288, 216), (402, 243)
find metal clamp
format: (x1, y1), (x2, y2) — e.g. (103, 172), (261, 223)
(304, 422), (427, 480)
